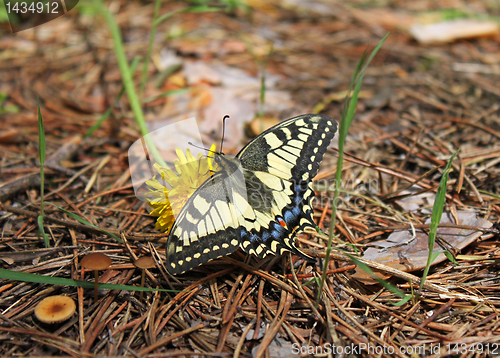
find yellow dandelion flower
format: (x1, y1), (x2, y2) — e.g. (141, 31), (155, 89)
(146, 144), (217, 233)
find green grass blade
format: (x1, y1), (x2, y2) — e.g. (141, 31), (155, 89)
(344, 36), (387, 131)
(85, 56), (141, 138)
(38, 101), (46, 170)
(94, 0), (167, 168)
(419, 150), (459, 290)
(303, 277), (321, 287)
(343, 252), (411, 306)
(47, 202), (122, 243)
(37, 99), (50, 248)
(316, 33), (389, 305)
(0, 269), (179, 292)
(478, 189), (500, 201)
(142, 88), (190, 103)
(37, 215), (50, 248)
(443, 250), (458, 265)
(258, 67), (266, 118)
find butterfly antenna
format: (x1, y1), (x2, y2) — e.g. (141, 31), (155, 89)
(220, 115), (230, 154)
(187, 142), (217, 155)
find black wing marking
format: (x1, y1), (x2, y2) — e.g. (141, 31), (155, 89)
(237, 170), (319, 261)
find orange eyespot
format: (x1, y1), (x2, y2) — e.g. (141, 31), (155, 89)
(278, 218), (287, 228)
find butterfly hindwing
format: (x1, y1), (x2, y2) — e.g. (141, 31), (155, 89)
(166, 114), (338, 274)
(235, 114), (337, 259)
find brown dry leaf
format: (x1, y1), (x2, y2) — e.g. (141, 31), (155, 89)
(167, 60), (295, 152)
(245, 0), (281, 16)
(246, 116), (281, 137)
(352, 211), (493, 284)
(312, 90), (372, 113)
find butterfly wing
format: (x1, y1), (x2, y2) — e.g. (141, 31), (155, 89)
(235, 114), (338, 260)
(237, 114), (337, 182)
(166, 114), (337, 274)
(165, 171), (243, 275)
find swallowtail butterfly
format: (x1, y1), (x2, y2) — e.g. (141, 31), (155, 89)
(166, 114), (337, 274)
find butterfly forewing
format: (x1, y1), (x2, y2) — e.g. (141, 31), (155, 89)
(166, 114), (337, 274)
(166, 171), (245, 274)
(237, 114), (338, 182)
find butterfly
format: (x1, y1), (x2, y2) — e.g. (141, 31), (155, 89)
(166, 114), (338, 274)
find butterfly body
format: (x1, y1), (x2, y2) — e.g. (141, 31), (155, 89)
(166, 114), (337, 274)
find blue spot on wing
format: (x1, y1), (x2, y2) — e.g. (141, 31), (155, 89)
(271, 224), (284, 239)
(284, 210), (294, 224)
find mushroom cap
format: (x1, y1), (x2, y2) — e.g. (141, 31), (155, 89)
(134, 256), (155, 269)
(80, 253), (111, 270)
(34, 295), (76, 324)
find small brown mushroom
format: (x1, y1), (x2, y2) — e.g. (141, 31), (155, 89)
(80, 252), (111, 302)
(34, 295), (76, 324)
(133, 256), (155, 301)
